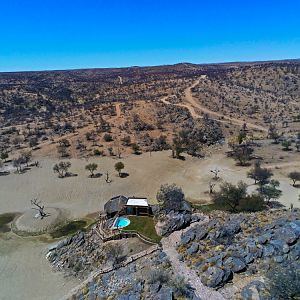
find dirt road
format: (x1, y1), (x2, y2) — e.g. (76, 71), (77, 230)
(184, 79), (268, 132)
(161, 78), (267, 132)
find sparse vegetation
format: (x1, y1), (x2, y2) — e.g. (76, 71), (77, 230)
(85, 163), (98, 177)
(53, 161), (72, 178)
(114, 161), (125, 177)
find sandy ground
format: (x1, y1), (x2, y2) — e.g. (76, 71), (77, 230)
(1, 150), (299, 218)
(0, 233), (80, 300)
(1, 150), (300, 300)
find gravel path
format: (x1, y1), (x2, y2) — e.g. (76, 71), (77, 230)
(161, 214), (226, 300)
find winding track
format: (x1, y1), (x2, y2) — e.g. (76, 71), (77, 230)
(161, 214), (226, 300)
(162, 78), (268, 132)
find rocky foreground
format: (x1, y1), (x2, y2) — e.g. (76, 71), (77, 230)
(178, 209), (300, 299)
(51, 209), (300, 299)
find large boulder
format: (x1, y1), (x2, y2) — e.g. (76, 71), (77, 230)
(156, 287), (173, 300)
(187, 242), (199, 255)
(156, 211), (191, 236)
(180, 230), (196, 245)
(223, 257), (246, 273)
(274, 225), (299, 245)
(240, 281), (269, 300)
(201, 266), (230, 288)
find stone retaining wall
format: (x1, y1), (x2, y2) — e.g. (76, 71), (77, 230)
(59, 244), (160, 300)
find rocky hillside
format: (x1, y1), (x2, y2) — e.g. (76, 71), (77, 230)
(179, 209), (300, 299)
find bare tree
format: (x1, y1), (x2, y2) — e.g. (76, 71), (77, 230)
(105, 171), (112, 183)
(31, 199), (47, 219)
(210, 168), (220, 180)
(209, 181), (216, 194)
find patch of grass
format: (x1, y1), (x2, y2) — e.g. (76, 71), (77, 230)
(50, 220), (87, 238)
(0, 213), (16, 233)
(122, 216), (161, 243)
(193, 203), (230, 212)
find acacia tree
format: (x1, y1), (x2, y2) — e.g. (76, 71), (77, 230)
(247, 160), (273, 186)
(21, 151), (32, 167)
(131, 143), (140, 155)
(172, 136), (184, 159)
(288, 171), (300, 187)
(57, 144), (69, 158)
(282, 140), (292, 151)
(85, 163), (98, 177)
(231, 144), (253, 166)
(53, 161), (71, 178)
(114, 161), (124, 177)
(156, 183), (185, 212)
(0, 152), (8, 162)
(13, 156), (25, 173)
(260, 180), (282, 204)
(212, 181), (247, 212)
(268, 124), (280, 143)
(247, 161), (273, 190)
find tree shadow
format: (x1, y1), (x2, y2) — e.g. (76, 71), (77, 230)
(267, 201), (285, 209)
(120, 172), (129, 178)
(90, 173), (102, 178)
(65, 172), (78, 178)
(0, 171), (10, 176)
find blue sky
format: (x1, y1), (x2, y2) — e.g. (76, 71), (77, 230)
(0, 0), (299, 71)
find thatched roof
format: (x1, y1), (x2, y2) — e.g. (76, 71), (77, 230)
(104, 195), (128, 215)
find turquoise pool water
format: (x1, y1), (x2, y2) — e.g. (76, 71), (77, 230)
(112, 217), (130, 229)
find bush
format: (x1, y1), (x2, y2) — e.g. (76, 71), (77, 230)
(94, 149), (103, 156)
(238, 194), (265, 212)
(156, 183), (185, 212)
(147, 269), (169, 284)
(212, 181), (265, 212)
(103, 133), (113, 142)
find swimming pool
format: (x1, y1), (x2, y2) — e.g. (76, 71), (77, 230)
(112, 217), (130, 229)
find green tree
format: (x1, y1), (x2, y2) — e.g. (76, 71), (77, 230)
(248, 160), (273, 186)
(232, 144), (253, 166)
(21, 151), (32, 167)
(0, 152), (8, 162)
(172, 136), (184, 159)
(114, 161), (124, 177)
(85, 163), (98, 177)
(53, 161), (71, 178)
(282, 140), (292, 151)
(260, 180), (282, 204)
(131, 143), (140, 155)
(288, 171), (300, 186)
(268, 124), (280, 143)
(156, 183), (185, 211)
(212, 181), (247, 212)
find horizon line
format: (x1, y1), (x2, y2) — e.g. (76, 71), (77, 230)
(1, 57), (299, 74)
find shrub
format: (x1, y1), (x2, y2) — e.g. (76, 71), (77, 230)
(103, 133), (113, 142)
(94, 149), (103, 156)
(238, 194), (265, 212)
(114, 161), (124, 176)
(147, 269), (169, 284)
(156, 183), (185, 211)
(288, 171), (300, 186)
